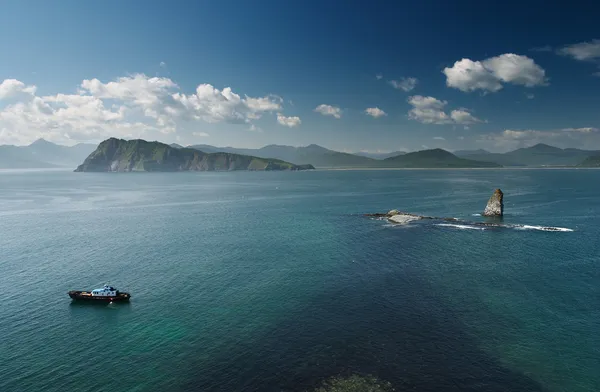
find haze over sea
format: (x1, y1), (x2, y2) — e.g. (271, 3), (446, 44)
(1, 169), (598, 392)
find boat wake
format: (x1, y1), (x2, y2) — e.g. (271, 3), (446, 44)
(368, 211), (574, 232)
(436, 222), (573, 232)
(436, 223), (485, 231)
(510, 224), (573, 232)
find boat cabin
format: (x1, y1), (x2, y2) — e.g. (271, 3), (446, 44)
(91, 284), (118, 297)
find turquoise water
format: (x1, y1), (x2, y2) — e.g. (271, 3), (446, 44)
(1, 169), (598, 392)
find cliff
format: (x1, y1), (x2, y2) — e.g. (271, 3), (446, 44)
(74, 138), (315, 172)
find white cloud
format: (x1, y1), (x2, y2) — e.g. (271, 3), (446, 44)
(443, 59), (502, 92)
(558, 39), (600, 61)
(562, 127), (599, 133)
(407, 95), (483, 125)
(450, 109), (482, 125)
(433, 136), (445, 140)
(443, 54), (547, 92)
(0, 79), (37, 99)
(365, 107), (386, 118)
(245, 95), (283, 111)
(525, 93), (535, 99)
(407, 95), (451, 124)
(277, 113), (301, 127)
(314, 104), (341, 119)
(484, 54), (547, 86)
(192, 131), (209, 137)
(159, 61), (167, 68)
(389, 77), (418, 92)
(376, 74), (383, 80)
(0, 74), (289, 145)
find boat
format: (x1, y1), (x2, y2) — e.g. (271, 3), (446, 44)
(68, 284), (131, 302)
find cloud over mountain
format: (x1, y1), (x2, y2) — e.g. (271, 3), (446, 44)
(0, 74), (288, 145)
(407, 96), (482, 125)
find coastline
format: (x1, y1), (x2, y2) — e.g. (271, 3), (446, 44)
(313, 166), (600, 171)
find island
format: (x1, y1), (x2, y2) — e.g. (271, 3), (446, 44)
(74, 138), (315, 172)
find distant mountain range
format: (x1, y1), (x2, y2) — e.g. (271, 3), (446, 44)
(2, 139), (600, 170)
(0, 139), (96, 169)
(186, 144), (498, 168)
(454, 144), (600, 167)
(187, 143), (379, 168)
(381, 149), (501, 168)
(75, 138), (314, 172)
(353, 151), (406, 160)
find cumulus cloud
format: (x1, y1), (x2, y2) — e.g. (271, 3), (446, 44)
(0, 79), (37, 99)
(558, 39), (600, 61)
(389, 77), (418, 92)
(365, 107), (386, 118)
(407, 95), (482, 125)
(314, 104), (342, 119)
(277, 113), (301, 127)
(0, 74), (288, 145)
(449, 109), (481, 125)
(443, 54), (547, 92)
(376, 74), (383, 80)
(173, 84), (282, 124)
(407, 96), (451, 124)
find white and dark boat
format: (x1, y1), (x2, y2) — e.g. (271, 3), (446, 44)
(68, 284), (131, 302)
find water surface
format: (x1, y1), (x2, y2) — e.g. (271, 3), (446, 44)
(1, 169), (598, 392)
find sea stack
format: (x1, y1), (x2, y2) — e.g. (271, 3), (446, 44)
(483, 189), (504, 217)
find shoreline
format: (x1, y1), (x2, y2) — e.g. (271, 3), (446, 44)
(313, 166), (600, 171)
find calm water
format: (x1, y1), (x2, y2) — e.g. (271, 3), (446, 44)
(1, 169), (598, 392)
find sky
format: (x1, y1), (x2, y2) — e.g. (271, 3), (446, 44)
(0, 0), (599, 153)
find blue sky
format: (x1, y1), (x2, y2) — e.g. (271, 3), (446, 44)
(1, 0), (599, 152)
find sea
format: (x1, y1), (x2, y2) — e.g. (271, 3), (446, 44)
(0, 169), (598, 392)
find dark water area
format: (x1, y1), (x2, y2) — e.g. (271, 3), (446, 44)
(1, 169), (598, 392)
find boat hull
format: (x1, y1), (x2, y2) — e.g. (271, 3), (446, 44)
(68, 290), (131, 302)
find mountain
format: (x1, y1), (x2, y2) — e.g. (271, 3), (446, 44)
(189, 143), (378, 168)
(75, 138), (314, 172)
(382, 148), (502, 168)
(0, 139), (97, 169)
(454, 149), (491, 157)
(353, 151), (407, 160)
(459, 144), (600, 167)
(577, 155), (600, 167)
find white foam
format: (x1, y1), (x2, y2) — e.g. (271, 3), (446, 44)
(471, 213), (481, 216)
(435, 223), (485, 231)
(512, 224), (573, 232)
